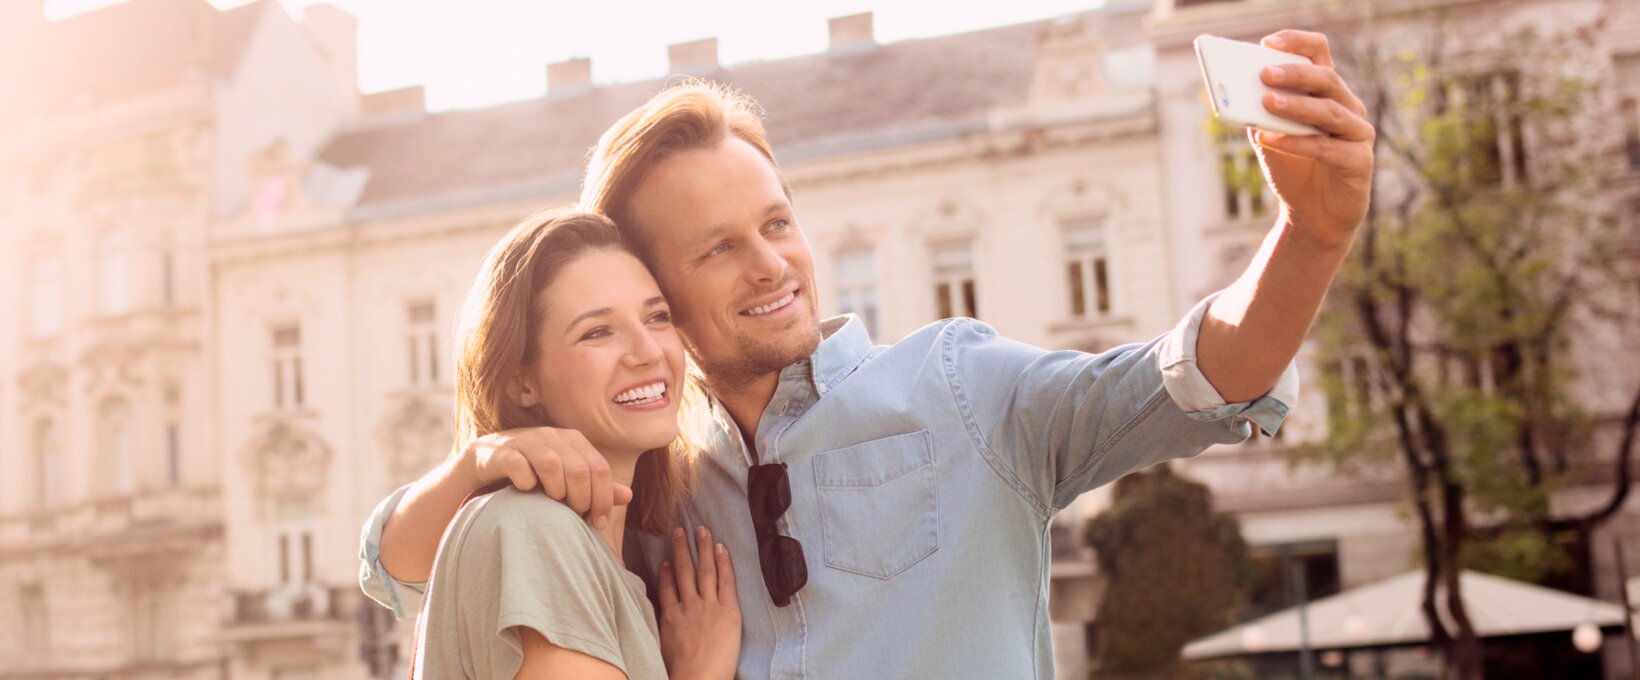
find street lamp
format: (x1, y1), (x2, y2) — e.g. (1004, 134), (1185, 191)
(1572, 621), (1602, 654)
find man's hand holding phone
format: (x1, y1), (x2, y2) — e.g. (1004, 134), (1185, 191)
(1201, 30), (1375, 249)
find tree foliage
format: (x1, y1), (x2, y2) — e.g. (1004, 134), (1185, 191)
(1084, 464), (1251, 679)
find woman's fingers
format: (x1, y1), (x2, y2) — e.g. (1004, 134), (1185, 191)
(715, 541), (738, 610)
(670, 527), (698, 602)
(694, 527), (718, 602)
(658, 560), (679, 609)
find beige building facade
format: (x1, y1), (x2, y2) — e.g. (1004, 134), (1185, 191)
(3, 0), (1639, 679)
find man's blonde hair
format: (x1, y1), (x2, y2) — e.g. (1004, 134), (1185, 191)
(579, 80), (789, 254)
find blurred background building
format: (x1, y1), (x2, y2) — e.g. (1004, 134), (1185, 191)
(0, 0), (1636, 678)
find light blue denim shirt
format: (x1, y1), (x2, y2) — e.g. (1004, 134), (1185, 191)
(360, 293), (1298, 679)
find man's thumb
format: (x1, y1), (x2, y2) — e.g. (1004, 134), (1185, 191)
(613, 483), (634, 507)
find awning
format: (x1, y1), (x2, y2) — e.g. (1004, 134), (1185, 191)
(1184, 569), (1634, 660)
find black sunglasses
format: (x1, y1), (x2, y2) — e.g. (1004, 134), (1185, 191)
(747, 462), (808, 606)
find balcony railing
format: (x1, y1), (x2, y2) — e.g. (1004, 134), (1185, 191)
(231, 584), (348, 625)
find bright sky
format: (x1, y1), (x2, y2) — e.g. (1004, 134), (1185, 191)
(46, 0), (1105, 111)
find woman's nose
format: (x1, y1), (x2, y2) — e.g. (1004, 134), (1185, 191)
(623, 327), (664, 367)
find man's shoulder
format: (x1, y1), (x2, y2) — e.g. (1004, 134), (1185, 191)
(881, 317), (1000, 354)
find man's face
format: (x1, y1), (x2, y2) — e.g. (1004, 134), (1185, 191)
(626, 137), (822, 386)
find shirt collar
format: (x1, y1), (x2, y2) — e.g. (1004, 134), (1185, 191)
(807, 314), (873, 397)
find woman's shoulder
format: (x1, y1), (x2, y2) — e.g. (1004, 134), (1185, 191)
(453, 488), (607, 564)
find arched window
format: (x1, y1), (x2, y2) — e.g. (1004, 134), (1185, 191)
(95, 230), (135, 316)
(32, 419), (61, 509)
(97, 399), (135, 495)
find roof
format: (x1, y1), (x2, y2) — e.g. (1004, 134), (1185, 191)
(316, 19), (1053, 210)
(1183, 570), (1636, 660)
(0, 0), (269, 127)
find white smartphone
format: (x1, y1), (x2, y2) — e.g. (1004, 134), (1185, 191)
(1193, 34), (1324, 137)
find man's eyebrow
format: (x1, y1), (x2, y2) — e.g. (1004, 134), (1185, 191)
(687, 202), (791, 251)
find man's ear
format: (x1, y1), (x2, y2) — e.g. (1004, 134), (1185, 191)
(505, 368), (540, 409)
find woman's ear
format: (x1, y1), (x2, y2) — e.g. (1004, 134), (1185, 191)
(505, 368), (540, 409)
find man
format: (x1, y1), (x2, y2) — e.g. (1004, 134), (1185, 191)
(361, 30), (1373, 679)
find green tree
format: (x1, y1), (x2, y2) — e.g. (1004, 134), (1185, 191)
(1084, 464), (1251, 680)
(1293, 6), (1639, 679)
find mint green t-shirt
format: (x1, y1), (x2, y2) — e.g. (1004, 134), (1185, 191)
(414, 488), (666, 680)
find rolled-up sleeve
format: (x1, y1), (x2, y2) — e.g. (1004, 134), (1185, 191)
(1157, 292), (1299, 437)
(358, 484), (427, 620)
(945, 291), (1300, 513)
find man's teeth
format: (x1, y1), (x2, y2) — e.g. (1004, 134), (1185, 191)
(744, 291), (795, 316)
(614, 382), (666, 405)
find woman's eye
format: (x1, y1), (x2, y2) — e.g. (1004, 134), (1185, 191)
(647, 311), (672, 324)
(580, 327), (610, 341)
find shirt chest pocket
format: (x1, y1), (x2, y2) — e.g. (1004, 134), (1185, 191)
(812, 430), (940, 580)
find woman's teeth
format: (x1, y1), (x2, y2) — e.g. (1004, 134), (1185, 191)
(614, 382), (666, 405)
(744, 291), (795, 316)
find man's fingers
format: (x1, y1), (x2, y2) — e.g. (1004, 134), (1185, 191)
(500, 450), (537, 492)
(670, 527), (698, 602)
(564, 430), (614, 529)
(715, 541), (738, 610)
(657, 560), (679, 609)
(694, 526), (718, 602)
(1262, 91), (1373, 142)
(1260, 63), (1364, 118)
(613, 483), (634, 507)
(1261, 29), (1333, 67)
(1255, 130), (1374, 176)
(527, 446), (567, 501)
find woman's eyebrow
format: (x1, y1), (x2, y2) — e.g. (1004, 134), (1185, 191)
(566, 307), (612, 329)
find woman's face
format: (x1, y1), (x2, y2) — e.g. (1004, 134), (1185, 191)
(518, 248), (685, 455)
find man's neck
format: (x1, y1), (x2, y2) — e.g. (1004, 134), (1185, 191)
(710, 370), (782, 464)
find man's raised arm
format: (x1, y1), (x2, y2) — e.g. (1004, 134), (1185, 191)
(1195, 30), (1375, 403)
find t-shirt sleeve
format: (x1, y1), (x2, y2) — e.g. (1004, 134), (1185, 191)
(460, 493), (634, 677)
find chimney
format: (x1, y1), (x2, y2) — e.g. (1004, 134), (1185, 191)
(828, 12), (875, 52)
(668, 38), (719, 75)
(361, 85), (425, 119)
(547, 57), (592, 96)
(300, 4), (360, 93)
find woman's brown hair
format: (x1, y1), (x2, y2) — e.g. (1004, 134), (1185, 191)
(451, 208), (702, 534)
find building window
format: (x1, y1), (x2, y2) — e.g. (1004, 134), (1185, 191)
(834, 249), (879, 336)
(19, 585), (48, 661)
(160, 241), (176, 309)
(95, 230), (134, 316)
(129, 586), (169, 661)
(32, 419), (61, 510)
(30, 258), (63, 338)
(1441, 72), (1528, 186)
(1614, 54), (1640, 171)
(272, 324), (304, 410)
(406, 301), (438, 386)
(1218, 128), (1267, 219)
(931, 240), (978, 320)
(1064, 219), (1112, 318)
(1246, 540), (1341, 620)
(1622, 98), (1640, 172)
(166, 423), (181, 487)
(273, 496), (316, 586)
(98, 399), (135, 495)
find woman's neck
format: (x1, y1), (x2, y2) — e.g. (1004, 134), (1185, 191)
(593, 444), (642, 560)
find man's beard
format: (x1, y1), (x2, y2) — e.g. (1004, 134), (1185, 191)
(691, 321), (823, 393)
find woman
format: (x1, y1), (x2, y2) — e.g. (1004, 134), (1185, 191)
(401, 209), (739, 679)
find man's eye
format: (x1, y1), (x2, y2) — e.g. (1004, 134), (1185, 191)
(768, 219), (790, 233)
(580, 327), (610, 341)
(706, 242), (730, 257)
